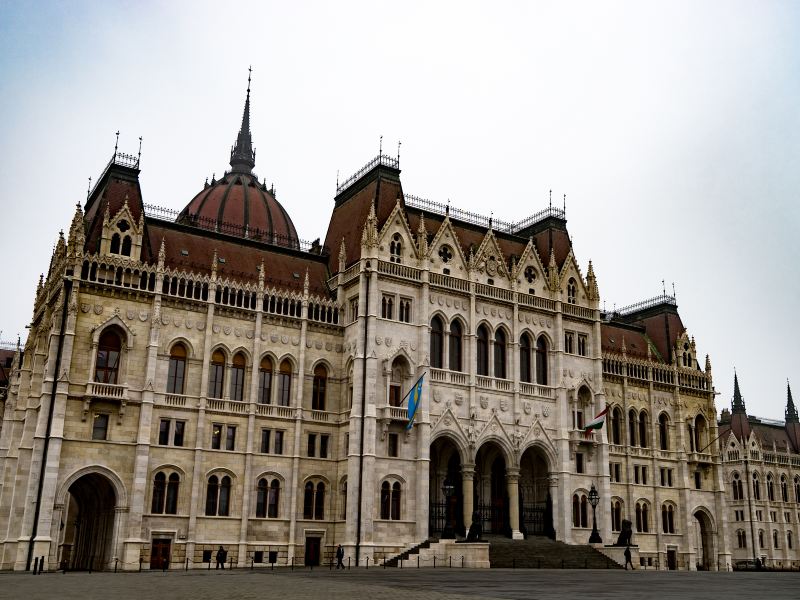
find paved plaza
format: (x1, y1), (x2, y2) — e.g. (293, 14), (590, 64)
(1, 568), (799, 600)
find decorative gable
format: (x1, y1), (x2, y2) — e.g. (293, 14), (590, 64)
(99, 195), (144, 261)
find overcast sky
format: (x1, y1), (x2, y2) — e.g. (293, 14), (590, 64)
(1, 1), (798, 420)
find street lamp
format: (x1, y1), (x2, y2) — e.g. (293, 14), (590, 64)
(588, 483), (602, 544)
(442, 481), (456, 539)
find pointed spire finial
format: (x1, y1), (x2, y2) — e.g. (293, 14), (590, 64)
(87, 176), (92, 199)
(230, 67), (255, 173)
(787, 380), (798, 423)
(397, 140), (401, 162)
(338, 237), (347, 272)
(563, 193), (566, 212)
(114, 130), (119, 155)
(379, 135), (383, 156)
(549, 189), (552, 209)
(732, 370), (746, 414)
(137, 136), (143, 165)
(303, 268), (309, 296)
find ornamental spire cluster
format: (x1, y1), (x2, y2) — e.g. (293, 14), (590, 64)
(230, 67), (256, 174)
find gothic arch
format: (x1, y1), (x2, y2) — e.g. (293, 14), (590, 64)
(164, 336), (196, 359)
(57, 464), (128, 508)
(91, 315), (135, 349)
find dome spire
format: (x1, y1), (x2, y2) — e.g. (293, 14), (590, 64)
(787, 380), (798, 424)
(732, 370), (746, 414)
(230, 66), (256, 174)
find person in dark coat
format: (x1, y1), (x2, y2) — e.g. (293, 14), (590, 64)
(624, 545), (633, 570)
(336, 544), (345, 569)
(216, 546), (226, 569)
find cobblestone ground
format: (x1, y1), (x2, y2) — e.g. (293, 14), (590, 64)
(1, 568), (798, 600)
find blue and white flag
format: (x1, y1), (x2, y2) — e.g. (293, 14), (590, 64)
(405, 373), (425, 430)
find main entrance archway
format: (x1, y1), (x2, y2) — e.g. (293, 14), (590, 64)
(60, 473), (117, 570)
(693, 508), (715, 570)
(519, 445), (554, 538)
(429, 436), (464, 536)
(474, 442), (509, 535)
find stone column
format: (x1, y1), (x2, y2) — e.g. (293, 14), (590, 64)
(461, 464), (475, 534)
(507, 469), (523, 540)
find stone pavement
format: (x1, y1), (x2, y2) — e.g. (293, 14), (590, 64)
(1, 568), (798, 600)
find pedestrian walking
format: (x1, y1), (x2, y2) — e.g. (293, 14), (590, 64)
(624, 545), (633, 570)
(336, 544), (345, 569)
(216, 546), (226, 570)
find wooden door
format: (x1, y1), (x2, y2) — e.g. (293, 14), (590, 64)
(666, 549), (677, 571)
(305, 537), (321, 566)
(150, 538), (171, 570)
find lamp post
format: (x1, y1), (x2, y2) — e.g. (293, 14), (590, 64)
(588, 483), (602, 544)
(442, 481), (456, 539)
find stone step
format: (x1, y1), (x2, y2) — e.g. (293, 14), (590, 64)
(488, 536), (621, 569)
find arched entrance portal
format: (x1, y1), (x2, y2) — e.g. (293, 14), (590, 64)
(60, 473), (117, 570)
(693, 509), (715, 570)
(519, 446), (555, 538)
(429, 436), (464, 536)
(474, 442), (509, 535)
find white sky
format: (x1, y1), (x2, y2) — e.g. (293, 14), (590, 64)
(1, 1), (798, 420)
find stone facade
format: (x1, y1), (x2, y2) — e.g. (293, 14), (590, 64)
(0, 87), (738, 572)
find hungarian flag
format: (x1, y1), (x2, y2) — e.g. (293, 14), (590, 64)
(583, 406), (609, 438)
(405, 373), (425, 430)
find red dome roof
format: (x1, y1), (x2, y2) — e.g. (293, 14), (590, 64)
(179, 173), (298, 245)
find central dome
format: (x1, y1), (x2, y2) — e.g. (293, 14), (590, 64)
(177, 73), (298, 247)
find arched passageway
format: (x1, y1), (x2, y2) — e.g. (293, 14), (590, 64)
(60, 473), (117, 571)
(474, 442), (509, 535)
(429, 436), (464, 536)
(693, 509), (715, 570)
(519, 446), (555, 538)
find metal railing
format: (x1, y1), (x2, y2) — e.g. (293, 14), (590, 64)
(336, 154), (399, 194)
(615, 293), (677, 316)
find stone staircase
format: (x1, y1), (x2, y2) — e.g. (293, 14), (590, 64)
(487, 536), (622, 569)
(384, 538), (437, 567)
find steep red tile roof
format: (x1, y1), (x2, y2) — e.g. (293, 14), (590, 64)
(600, 323), (654, 360)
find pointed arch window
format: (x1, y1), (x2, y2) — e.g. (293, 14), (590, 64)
(209, 350), (225, 399)
(95, 329), (122, 384)
(268, 479), (280, 518)
(795, 476), (800, 503)
(380, 481), (391, 520)
(449, 320), (463, 371)
(391, 482), (402, 520)
(430, 316), (444, 369)
(661, 504), (675, 534)
(258, 357), (273, 404)
(218, 476), (231, 516)
(535, 336), (548, 385)
(278, 359), (292, 406)
(572, 493), (588, 528)
(638, 411), (648, 448)
(230, 352), (246, 401)
(519, 334), (532, 383)
(121, 235), (132, 256)
(110, 233), (121, 254)
(389, 233), (402, 263)
(636, 502), (650, 532)
(152, 472), (166, 514)
(767, 474), (775, 502)
(628, 410), (637, 447)
(611, 500), (622, 532)
(477, 325), (489, 376)
(567, 278), (577, 304)
(611, 407), (622, 445)
(167, 343), (187, 394)
(732, 474), (743, 500)
(753, 473), (761, 501)
(256, 478), (268, 518)
(205, 475), (231, 516)
(494, 329), (507, 379)
(658, 413), (669, 450)
(165, 473), (179, 514)
(780, 475), (788, 502)
(312, 364), (327, 411)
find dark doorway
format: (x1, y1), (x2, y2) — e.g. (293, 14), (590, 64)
(429, 436), (464, 536)
(61, 473), (117, 571)
(667, 549), (677, 570)
(475, 442), (508, 535)
(150, 538), (171, 570)
(519, 446), (554, 538)
(305, 537), (321, 566)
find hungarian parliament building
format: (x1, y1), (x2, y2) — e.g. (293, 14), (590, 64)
(1, 81), (799, 572)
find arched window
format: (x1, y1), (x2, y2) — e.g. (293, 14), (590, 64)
(661, 504), (675, 534)
(268, 479), (280, 518)
(430, 316), (444, 369)
(780, 475), (788, 502)
(314, 482), (325, 519)
(611, 500), (622, 532)
(628, 410), (637, 447)
(572, 493), (588, 528)
(258, 357), (273, 404)
(121, 235), (132, 256)
(278, 359), (292, 406)
(95, 329), (122, 384)
(694, 415), (707, 453)
(230, 352), (246, 401)
(449, 320), (463, 372)
(535, 336), (548, 385)
(205, 475), (219, 516)
(209, 350), (225, 399)
(389, 357), (407, 407)
(753, 473), (761, 501)
(638, 411), (648, 448)
(519, 334), (532, 383)
(611, 407), (622, 445)
(567, 278), (577, 304)
(737, 530), (747, 549)
(795, 476), (800, 503)
(380, 481), (391, 520)
(732, 474), (742, 500)
(304, 482), (314, 519)
(304, 481), (325, 520)
(494, 329), (507, 379)
(218, 476), (231, 516)
(167, 343), (187, 394)
(477, 325), (489, 376)
(256, 478), (268, 518)
(340, 479), (348, 520)
(773, 530), (779, 549)
(312, 364), (327, 411)
(759, 530), (765, 549)
(110, 233), (121, 254)
(152, 472), (166, 514)
(389, 233), (402, 263)
(391, 482), (401, 520)
(165, 473), (179, 514)
(767, 474), (775, 502)
(658, 413), (669, 450)
(788, 531), (793, 550)
(636, 502), (650, 532)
